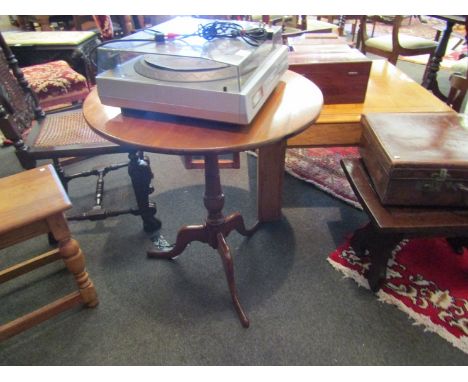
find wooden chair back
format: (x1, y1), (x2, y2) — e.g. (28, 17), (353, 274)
(0, 32), (44, 141)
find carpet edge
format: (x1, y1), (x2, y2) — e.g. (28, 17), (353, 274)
(284, 166), (363, 210)
(377, 291), (468, 355)
(326, 257), (370, 289)
(327, 250), (468, 355)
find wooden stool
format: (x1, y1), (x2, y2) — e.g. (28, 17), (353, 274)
(341, 158), (468, 292)
(0, 165), (98, 341)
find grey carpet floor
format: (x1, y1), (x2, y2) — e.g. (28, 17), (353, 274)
(1, 22), (467, 364)
(1, 148), (468, 365)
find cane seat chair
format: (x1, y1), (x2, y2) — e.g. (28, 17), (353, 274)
(358, 15), (438, 68)
(0, 31), (160, 232)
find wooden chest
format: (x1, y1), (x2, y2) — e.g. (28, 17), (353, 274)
(360, 112), (468, 207)
(288, 46), (372, 104)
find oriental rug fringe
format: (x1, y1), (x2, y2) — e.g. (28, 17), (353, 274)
(328, 236), (468, 355)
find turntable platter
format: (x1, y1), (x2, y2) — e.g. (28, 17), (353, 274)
(143, 55), (228, 71)
(134, 54), (235, 82)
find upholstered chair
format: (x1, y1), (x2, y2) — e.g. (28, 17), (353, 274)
(358, 15), (438, 66)
(21, 60), (90, 110)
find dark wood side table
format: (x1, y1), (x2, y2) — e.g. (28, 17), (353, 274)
(422, 15), (467, 100)
(83, 70), (323, 327)
(3, 31), (100, 85)
(341, 158), (468, 292)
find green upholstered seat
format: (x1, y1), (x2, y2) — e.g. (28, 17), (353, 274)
(365, 34), (438, 52)
(451, 57), (468, 76)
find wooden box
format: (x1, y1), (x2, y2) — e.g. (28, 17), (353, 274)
(360, 112), (468, 207)
(288, 45), (372, 104)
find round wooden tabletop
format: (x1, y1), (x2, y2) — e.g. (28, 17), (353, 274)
(84, 70), (323, 155)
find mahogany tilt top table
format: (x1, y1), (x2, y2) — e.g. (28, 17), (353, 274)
(83, 70), (323, 327)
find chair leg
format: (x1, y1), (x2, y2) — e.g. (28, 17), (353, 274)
(421, 53), (435, 84)
(388, 54), (399, 65)
(53, 153), (161, 231)
(351, 19), (358, 42)
(14, 145), (36, 169)
(52, 158), (69, 191)
(446, 237), (468, 255)
(128, 151), (161, 232)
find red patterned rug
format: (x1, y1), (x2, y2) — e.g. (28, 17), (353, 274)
(285, 147), (362, 209)
(328, 236), (468, 354)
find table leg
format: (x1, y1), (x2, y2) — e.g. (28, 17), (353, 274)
(446, 237), (468, 254)
(147, 153), (259, 327)
(257, 140), (287, 222)
(422, 19), (455, 100)
(350, 223), (404, 292)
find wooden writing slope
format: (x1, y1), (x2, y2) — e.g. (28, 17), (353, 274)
(341, 158), (468, 292)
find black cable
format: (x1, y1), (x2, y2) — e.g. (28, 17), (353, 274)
(143, 21), (269, 46)
(196, 21), (269, 46)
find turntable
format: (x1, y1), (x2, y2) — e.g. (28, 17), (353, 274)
(95, 16), (289, 124)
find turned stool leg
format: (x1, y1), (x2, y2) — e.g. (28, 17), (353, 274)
(59, 238), (98, 307)
(48, 213), (98, 307)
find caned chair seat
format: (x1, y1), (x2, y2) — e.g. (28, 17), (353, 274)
(22, 60), (89, 109)
(29, 110), (114, 152)
(365, 34), (438, 52)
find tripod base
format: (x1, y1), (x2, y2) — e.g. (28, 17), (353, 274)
(147, 153), (259, 327)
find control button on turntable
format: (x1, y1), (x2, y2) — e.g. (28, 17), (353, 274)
(252, 86), (264, 108)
